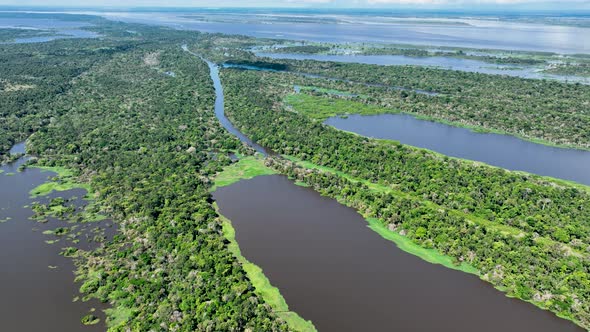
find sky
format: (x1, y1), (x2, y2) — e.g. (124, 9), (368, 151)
(0, 0), (589, 10)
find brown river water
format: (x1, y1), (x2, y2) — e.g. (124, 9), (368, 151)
(0, 147), (115, 331)
(213, 175), (583, 332)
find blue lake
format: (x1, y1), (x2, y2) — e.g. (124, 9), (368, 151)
(0, 18), (98, 44)
(326, 113), (590, 186)
(99, 11), (590, 54)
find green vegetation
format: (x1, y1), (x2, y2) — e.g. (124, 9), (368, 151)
(222, 67), (590, 329)
(81, 314), (100, 326)
(212, 156), (277, 190)
(0, 28), (54, 43)
(272, 45), (330, 54)
(0, 13), (291, 331)
(264, 42), (548, 65)
(366, 218), (479, 275)
(544, 62), (590, 77)
(29, 166), (90, 198)
(3, 10), (590, 332)
(0, 29), (136, 163)
(226, 57), (590, 149)
(285, 93), (383, 120)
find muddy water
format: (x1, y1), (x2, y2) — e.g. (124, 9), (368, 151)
(213, 175), (583, 332)
(0, 151), (115, 331)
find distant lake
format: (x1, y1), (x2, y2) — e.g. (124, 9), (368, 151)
(0, 18), (98, 43)
(257, 52), (590, 84)
(98, 12), (590, 54)
(326, 113), (590, 186)
(0, 144), (115, 331)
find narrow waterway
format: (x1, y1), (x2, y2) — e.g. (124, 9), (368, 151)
(325, 113), (590, 186)
(0, 146), (115, 331)
(182, 44), (268, 154)
(213, 175), (583, 332)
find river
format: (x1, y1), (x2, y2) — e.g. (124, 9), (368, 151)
(213, 175), (583, 332)
(219, 59), (590, 186)
(325, 113), (590, 186)
(199, 45), (584, 331)
(182, 44), (268, 155)
(0, 145), (115, 331)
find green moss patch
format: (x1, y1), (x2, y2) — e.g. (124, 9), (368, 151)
(285, 93), (390, 121)
(29, 166), (91, 198)
(366, 218), (478, 275)
(81, 314), (100, 326)
(212, 156), (277, 191)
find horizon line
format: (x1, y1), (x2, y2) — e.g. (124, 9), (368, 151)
(0, 5), (589, 13)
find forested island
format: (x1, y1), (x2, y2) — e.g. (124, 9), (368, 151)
(1, 11), (589, 332)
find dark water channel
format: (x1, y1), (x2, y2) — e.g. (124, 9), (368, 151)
(182, 44), (269, 155)
(0, 146), (115, 331)
(326, 113), (590, 186)
(213, 175), (582, 332)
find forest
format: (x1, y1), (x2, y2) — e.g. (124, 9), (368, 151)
(221, 55), (590, 149)
(0, 28), (53, 42)
(2, 11), (590, 331)
(1, 16), (287, 331)
(546, 63), (590, 77)
(220, 67), (590, 329)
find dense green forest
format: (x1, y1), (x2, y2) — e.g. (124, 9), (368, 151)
(546, 63), (590, 77)
(220, 67), (590, 329)
(2, 11), (590, 331)
(0, 38), (130, 162)
(1, 17), (289, 331)
(222, 56), (590, 149)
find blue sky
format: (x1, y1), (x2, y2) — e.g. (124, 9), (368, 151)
(0, 0), (589, 10)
